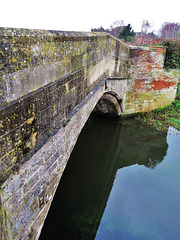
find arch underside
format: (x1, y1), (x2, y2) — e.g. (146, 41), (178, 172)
(93, 92), (122, 116)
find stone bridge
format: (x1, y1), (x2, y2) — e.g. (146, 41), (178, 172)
(0, 28), (178, 239)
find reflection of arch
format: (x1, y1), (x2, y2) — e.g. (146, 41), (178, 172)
(93, 92), (122, 116)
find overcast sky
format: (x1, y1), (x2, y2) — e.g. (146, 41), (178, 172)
(1, 0), (179, 34)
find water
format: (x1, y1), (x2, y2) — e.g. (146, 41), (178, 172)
(39, 116), (180, 240)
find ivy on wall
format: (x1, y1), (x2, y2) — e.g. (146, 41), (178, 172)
(163, 40), (180, 69)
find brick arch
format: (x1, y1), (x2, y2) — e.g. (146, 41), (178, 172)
(93, 92), (122, 116)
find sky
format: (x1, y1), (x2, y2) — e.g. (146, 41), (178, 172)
(0, 0), (179, 34)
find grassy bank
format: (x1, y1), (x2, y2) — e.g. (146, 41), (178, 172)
(135, 99), (180, 131)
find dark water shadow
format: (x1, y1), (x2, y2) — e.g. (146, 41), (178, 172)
(39, 115), (168, 240)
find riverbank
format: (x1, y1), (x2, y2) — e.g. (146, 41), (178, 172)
(135, 98), (180, 131)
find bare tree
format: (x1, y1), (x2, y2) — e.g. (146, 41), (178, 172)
(107, 20), (125, 38)
(141, 20), (151, 35)
(110, 20), (125, 31)
(159, 22), (180, 39)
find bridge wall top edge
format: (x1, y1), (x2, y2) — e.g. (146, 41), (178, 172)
(0, 27), (106, 40)
(0, 27), (128, 47)
(129, 45), (166, 52)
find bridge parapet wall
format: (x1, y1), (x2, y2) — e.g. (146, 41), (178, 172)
(0, 28), (129, 239)
(0, 28), (129, 106)
(0, 28), (129, 184)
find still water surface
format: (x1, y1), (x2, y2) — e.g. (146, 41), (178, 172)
(40, 115), (180, 240)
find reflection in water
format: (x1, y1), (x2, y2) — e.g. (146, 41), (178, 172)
(40, 115), (180, 240)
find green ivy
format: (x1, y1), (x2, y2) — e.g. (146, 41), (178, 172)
(162, 40), (180, 69)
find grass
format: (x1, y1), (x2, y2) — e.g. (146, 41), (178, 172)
(135, 99), (180, 131)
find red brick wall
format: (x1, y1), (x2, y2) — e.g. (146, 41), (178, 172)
(124, 46), (178, 115)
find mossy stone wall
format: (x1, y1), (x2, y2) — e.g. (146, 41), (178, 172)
(0, 28), (129, 240)
(0, 28), (130, 185)
(0, 28), (129, 106)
